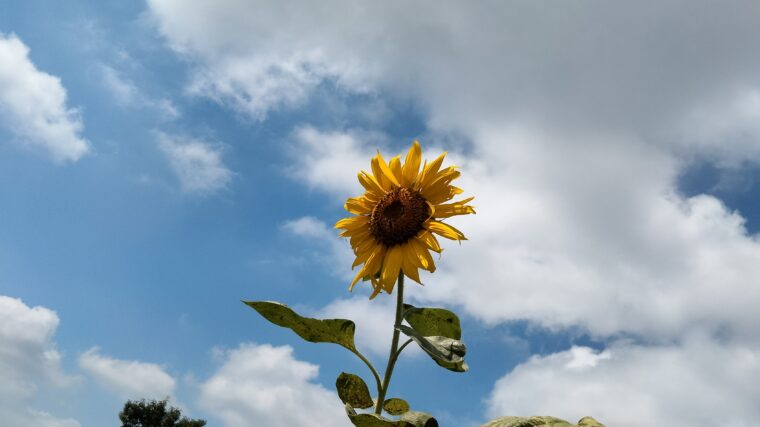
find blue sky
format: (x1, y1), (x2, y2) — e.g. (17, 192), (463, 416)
(2, 2), (760, 427)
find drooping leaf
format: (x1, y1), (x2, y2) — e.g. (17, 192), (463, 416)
(244, 301), (356, 350)
(397, 325), (468, 372)
(336, 372), (374, 409)
(382, 398), (410, 415)
(399, 411), (438, 427)
(480, 416), (604, 427)
(403, 304), (461, 339)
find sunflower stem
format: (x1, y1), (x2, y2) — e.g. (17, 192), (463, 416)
(375, 273), (405, 415)
(394, 338), (414, 360)
(350, 348), (383, 399)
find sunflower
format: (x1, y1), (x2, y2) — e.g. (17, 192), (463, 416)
(335, 140), (475, 298)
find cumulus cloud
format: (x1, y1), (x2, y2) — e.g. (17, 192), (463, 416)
(157, 132), (233, 194)
(198, 343), (348, 427)
(146, 0), (760, 156)
(147, 0), (760, 341)
(0, 296), (80, 427)
(486, 337), (760, 427)
(78, 347), (176, 400)
(0, 34), (88, 163)
(285, 126), (385, 198)
(147, 1), (760, 423)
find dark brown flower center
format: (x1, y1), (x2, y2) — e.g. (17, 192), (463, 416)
(369, 187), (429, 247)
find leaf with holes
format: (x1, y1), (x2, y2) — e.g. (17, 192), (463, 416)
(383, 398), (410, 415)
(403, 304), (461, 340)
(244, 301), (356, 350)
(336, 372), (374, 409)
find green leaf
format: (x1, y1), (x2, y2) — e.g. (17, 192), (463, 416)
(403, 304), (461, 340)
(480, 416), (604, 427)
(397, 325), (468, 372)
(577, 417), (605, 427)
(399, 411), (438, 427)
(336, 372), (374, 409)
(243, 301), (356, 350)
(344, 405), (406, 427)
(383, 398), (410, 415)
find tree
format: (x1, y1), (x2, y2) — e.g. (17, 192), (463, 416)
(119, 398), (206, 427)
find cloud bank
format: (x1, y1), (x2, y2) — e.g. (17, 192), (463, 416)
(147, 1), (760, 425)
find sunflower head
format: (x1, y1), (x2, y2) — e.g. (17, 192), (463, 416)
(335, 141), (475, 299)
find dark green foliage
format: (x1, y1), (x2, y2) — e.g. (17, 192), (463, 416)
(119, 399), (206, 427)
(336, 372), (374, 409)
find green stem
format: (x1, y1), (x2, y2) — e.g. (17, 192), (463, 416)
(350, 348), (383, 398)
(375, 273), (405, 415)
(394, 338), (413, 360)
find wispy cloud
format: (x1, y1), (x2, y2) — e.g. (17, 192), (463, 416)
(157, 132), (233, 194)
(100, 64), (179, 120)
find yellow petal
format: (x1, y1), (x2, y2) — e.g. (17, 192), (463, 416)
(389, 156), (403, 185)
(335, 216), (368, 230)
(427, 220), (467, 241)
(402, 140), (422, 186)
(380, 245), (403, 293)
(369, 277), (383, 299)
(352, 240), (377, 267)
(349, 232), (372, 248)
(374, 151), (401, 188)
(421, 168), (460, 200)
(358, 171), (385, 197)
(370, 156), (391, 190)
(417, 152), (447, 189)
(409, 238), (436, 272)
(417, 230), (442, 253)
(428, 185), (465, 205)
(433, 197), (476, 218)
(401, 244), (422, 284)
(350, 245), (385, 291)
(345, 197), (374, 215)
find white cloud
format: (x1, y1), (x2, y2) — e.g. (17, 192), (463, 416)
(4, 410), (81, 427)
(78, 347), (176, 400)
(282, 215), (334, 240)
(198, 343), (348, 427)
(146, 2), (760, 422)
(282, 216), (354, 274)
(159, 0), (760, 343)
(285, 126), (384, 198)
(157, 132), (233, 194)
(316, 297), (397, 358)
(100, 64), (179, 120)
(486, 337), (760, 427)
(146, 0), (760, 158)
(0, 34), (88, 163)
(0, 296), (80, 427)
